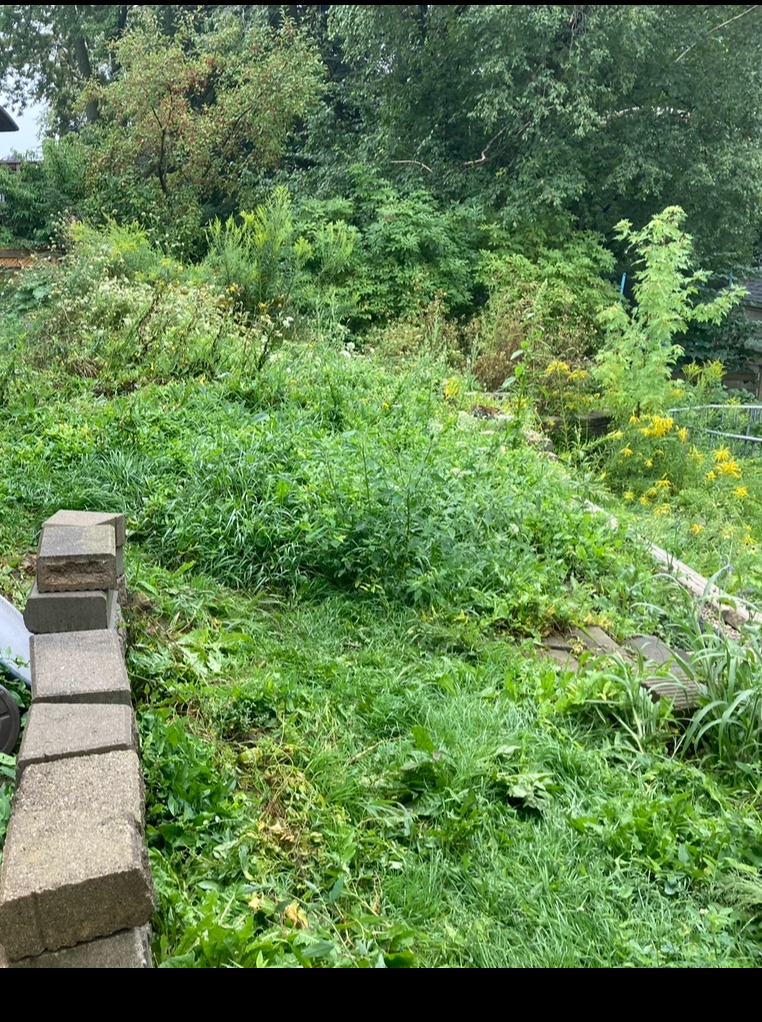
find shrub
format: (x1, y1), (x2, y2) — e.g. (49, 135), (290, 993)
(594, 208), (744, 424)
(204, 187), (356, 350)
(471, 234), (617, 395)
(9, 221), (252, 389)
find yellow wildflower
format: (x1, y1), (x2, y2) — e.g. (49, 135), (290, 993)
(646, 488), (659, 499)
(645, 459), (654, 469)
(734, 487), (749, 500)
(690, 524), (705, 536)
(743, 534), (756, 548)
(707, 471), (717, 482)
(714, 447), (732, 465)
(653, 505), (672, 517)
(688, 447), (705, 465)
(717, 460), (742, 480)
(621, 447), (634, 458)
(624, 491), (635, 502)
(568, 369), (589, 383)
(546, 361), (571, 376)
(677, 428), (689, 444)
(608, 431), (625, 441)
(629, 416), (640, 426)
(656, 479), (672, 490)
(649, 416), (674, 439)
(639, 496), (651, 507)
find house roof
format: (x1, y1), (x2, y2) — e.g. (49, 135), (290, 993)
(0, 106), (18, 133)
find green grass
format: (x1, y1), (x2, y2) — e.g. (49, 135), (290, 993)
(125, 568), (762, 968)
(1, 340), (761, 968)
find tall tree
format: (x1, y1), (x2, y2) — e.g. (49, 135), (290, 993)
(0, 4), (259, 130)
(81, 10), (323, 254)
(325, 5), (762, 266)
(0, 5), (131, 129)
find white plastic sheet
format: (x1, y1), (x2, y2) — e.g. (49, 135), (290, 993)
(0, 594), (31, 687)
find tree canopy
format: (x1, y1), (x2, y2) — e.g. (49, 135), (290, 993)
(2, 5), (762, 268)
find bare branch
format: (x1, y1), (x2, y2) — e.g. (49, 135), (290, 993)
(606, 106), (691, 125)
(676, 5), (760, 63)
(391, 159), (433, 174)
(463, 125), (512, 169)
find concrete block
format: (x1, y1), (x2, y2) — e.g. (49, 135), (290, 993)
(117, 574), (128, 608)
(1, 927), (152, 969)
(17, 703), (138, 780)
(116, 545), (125, 576)
(44, 510), (126, 548)
(0, 752), (155, 961)
(37, 525), (117, 594)
(24, 583), (115, 635)
(31, 631), (131, 706)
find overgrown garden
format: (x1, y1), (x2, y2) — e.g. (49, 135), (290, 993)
(1, 5), (762, 967)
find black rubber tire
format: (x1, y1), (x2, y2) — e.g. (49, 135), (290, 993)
(0, 685), (21, 755)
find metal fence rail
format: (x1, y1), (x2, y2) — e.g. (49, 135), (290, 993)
(669, 405), (762, 458)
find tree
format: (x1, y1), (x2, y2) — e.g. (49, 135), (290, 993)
(324, 6), (762, 267)
(80, 10), (323, 255)
(0, 5), (130, 130)
(0, 5), (267, 131)
(594, 207), (744, 422)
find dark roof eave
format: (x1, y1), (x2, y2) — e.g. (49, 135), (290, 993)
(0, 107), (18, 133)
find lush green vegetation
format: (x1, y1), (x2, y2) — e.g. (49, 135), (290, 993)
(2, 5), (762, 969)
(0, 221), (761, 967)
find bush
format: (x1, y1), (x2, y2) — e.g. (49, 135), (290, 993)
(471, 234), (617, 395)
(295, 167), (485, 329)
(7, 221), (254, 390)
(0, 137), (88, 247)
(594, 208), (744, 424)
(203, 187), (356, 349)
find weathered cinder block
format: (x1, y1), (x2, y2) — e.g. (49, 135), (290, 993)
(0, 927), (152, 969)
(31, 631), (131, 706)
(17, 703), (138, 780)
(117, 574), (128, 608)
(37, 525), (117, 594)
(0, 752), (155, 961)
(24, 583), (115, 635)
(116, 544), (125, 576)
(44, 510), (126, 548)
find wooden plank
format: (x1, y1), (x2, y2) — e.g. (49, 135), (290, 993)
(571, 626), (626, 658)
(625, 635), (705, 711)
(585, 501), (757, 629)
(542, 647), (579, 673)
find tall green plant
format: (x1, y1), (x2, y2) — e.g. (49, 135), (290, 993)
(594, 207), (743, 423)
(205, 186), (355, 342)
(206, 188), (310, 319)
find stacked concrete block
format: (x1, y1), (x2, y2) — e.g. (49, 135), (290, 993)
(25, 510), (128, 656)
(31, 631), (132, 705)
(0, 927), (153, 970)
(0, 510), (154, 969)
(30, 510), (128, 617)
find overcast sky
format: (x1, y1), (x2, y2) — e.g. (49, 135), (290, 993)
(0, 98), (45, 158)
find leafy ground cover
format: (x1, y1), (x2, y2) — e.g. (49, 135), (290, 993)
(1, 338), (761, 968)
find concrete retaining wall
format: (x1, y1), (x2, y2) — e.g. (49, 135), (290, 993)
(0, 511), (155, 969)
